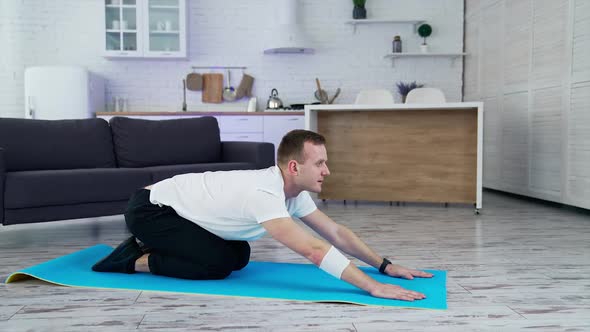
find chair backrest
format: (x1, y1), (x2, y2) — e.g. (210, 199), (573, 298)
(405, 88), (446, 104)
(355, 89), (395, 104)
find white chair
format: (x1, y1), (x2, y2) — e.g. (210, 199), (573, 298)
(355, 89), (395, 105)
(405, 88), (446, 104)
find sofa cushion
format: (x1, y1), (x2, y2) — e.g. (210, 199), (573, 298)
(110, 117), (221, 167)
(4, 201), (129, 225)
(0, 118), (116, 171)
(147, 162), (257, 183)
(4, 168), (151, 209)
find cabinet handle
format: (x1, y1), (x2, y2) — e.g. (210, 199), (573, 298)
(288, 118), (299, 121)
(238, 118), (249, 121)
(160, 52), (172, 56)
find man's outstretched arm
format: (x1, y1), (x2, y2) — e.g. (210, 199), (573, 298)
(262, 217), (425, 301)
(300, 209), (433, 279)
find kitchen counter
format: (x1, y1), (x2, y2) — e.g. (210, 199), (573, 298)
(304, 103), (483, 211)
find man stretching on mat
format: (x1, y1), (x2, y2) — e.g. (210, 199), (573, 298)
(92, 129), (433, 301)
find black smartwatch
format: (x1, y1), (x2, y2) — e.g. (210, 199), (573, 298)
(379, 258), (392, 274)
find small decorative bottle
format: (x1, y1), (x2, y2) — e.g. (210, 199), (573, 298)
(392, 35), (402, 53)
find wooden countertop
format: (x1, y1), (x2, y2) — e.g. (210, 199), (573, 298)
(304, 102), (483, 112)
(95, 111), (304, 116)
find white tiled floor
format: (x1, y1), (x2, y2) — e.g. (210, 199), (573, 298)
(1, 190), (589, 331)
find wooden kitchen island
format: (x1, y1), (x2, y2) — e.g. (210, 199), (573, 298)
(304, 103), (483, 211)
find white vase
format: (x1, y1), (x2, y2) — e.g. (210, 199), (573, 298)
(420, 44), (429, 53)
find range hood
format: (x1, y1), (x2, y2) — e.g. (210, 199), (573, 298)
(263, 0), (314, 54)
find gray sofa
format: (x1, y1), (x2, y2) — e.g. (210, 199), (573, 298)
(0, 116), (274, 225)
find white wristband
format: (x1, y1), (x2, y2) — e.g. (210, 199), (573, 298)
(319, 246), (351, 279)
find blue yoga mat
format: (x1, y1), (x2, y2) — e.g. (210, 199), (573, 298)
(6, 245), (446, 309)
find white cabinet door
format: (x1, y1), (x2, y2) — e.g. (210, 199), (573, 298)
(215, 115), (264, 133)
(102, 0), (143, 57)
(102, 0), (186, 58)
(143, 0), (187, 58)
(216, 115), (264, 142)
(263, 116), (305, 157)
(220, 133), (264, 142)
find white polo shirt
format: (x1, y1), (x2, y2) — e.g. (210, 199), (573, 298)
(149, 166), (317, 241)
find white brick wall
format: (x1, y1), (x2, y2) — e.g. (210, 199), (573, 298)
(1, 0), (464, 118)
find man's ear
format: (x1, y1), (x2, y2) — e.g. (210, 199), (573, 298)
(288, 160), (298, 175)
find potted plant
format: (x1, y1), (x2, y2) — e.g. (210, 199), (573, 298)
(396, 81), (424, 103)
(417, 23), (432, 53)
(352, 0), (367, 19)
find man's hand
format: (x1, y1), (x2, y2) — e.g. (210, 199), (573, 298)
(369, 283), (426, 301)
(385, 264), (433, 280)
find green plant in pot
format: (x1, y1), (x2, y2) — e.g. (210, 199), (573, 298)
(417, 23), (432, 53)
(352, 0), (367, 19)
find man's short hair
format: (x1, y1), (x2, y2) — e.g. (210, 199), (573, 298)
(277, 130), (326, 166)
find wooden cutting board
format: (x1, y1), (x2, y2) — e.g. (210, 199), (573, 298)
(202, 73), (223, 103)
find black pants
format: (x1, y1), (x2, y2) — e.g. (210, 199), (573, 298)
(124, 189), (250, 280)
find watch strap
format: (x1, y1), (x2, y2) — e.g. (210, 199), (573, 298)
(379, 258), (392, 274)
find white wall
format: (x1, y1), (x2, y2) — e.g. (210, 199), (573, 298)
(0, 0), (464, 118)
(464, 0), (590, 209)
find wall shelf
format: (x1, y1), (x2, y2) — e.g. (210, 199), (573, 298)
(384, 52), (467, 67)
(191, 66), (247, 70)
(345, 19), (425, 33)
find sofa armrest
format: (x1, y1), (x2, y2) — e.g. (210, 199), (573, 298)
(220, 141), (275, 169)
(0, 148), (5, 225)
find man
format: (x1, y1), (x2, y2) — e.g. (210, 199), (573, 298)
(93, 129), (433, 301)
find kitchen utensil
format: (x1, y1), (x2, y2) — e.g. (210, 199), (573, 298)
(315, 78), (328, 104)
(182, 79), (187, 111)
(222, 69), (237, 102)
(186, 72), (202, 91)
(328, 88), (341, 104)
(314, 89), (328, 102)
(266, 88), (283, 109)
(202, 73), (223, 103)
(236, 73), (254, 99)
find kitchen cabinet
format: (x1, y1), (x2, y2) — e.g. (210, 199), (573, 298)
(216, 115), (264, 142)
(216, 116), (263, 133)
(263, 116), (305, 158)
(102, 0), (187, 58)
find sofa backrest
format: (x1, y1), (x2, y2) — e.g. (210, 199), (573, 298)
(0, 118), (117, 171)
(109, 116), (221, 167)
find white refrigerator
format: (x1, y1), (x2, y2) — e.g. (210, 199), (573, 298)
(24, 66), (105, 120)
